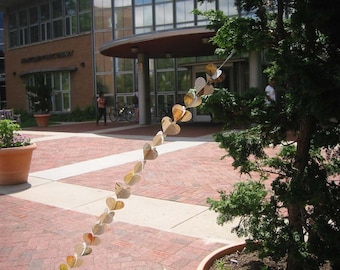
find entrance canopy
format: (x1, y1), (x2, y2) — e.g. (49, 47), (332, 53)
(100, 27), (216, 59)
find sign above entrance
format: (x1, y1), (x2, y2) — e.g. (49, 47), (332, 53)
(21, 50), (74, 64)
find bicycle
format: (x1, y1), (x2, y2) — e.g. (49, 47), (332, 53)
(109, 105), (134, 122)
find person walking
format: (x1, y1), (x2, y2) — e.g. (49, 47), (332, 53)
(133, 90), (139, 122)
(96, 92), (107, 125)
(264, 78), (276, 105)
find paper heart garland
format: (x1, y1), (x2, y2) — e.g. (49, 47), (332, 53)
(143, 143), (158, 160)
(99, 211), (115, 224)
(153, 131), (165, 146)
(92, 223), (105, 235)
(161, 116), (181, 135)
(124, 170), (141, 185)
(114, 182), (131, 199)
(205, 63), (218, 76)
(106, 197), (125, 211)
(194, 77), (207, 92)
(172, 104), (192, 122)
(184, 92), (202, 108)
(198, 84), (214, 96)
(65, 255), (83, 268)
(134, 161), (144, 173)
(74, 243), (92, 257)
(83, 233), (101, 246)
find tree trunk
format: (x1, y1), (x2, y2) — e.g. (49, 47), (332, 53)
(287, 116), (314, 270)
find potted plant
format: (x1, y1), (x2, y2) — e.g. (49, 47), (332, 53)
(26, 74), (53, 127)
(0, 119), (36, 185)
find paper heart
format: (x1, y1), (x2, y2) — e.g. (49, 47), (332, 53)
(194, 77), (207, 92)
(198, 84), (214, 96)
(134, 161), (144, 173)
(143, 143), (158, 160)
(83, 233), (101, 246)
(153, 131), (165, 146)
(106, 197), (125, 211)
(74, 243), (92, 256)
(211, 69), (222, 79)
(211, 72), (225, 83)
(114, 182), (131, 199)
(172, 104), (192, 122)
(124, 170), (141, 185)
(66, 255), (78, 268)
(92, 223), (105, 235)
(161, 116), (181, 135)
(205, 63), (218, 76)
(184, 92), (202, 108)
(59, 264), (69, 270)
(99, 211), (115, 224)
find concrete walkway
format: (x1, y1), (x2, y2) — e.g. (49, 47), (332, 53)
(0, 121), (246, 270)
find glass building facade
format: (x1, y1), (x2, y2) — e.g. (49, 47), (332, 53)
(0, 11), (5, 109)
(2, 0), (259, 121)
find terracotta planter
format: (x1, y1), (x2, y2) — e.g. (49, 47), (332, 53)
(197, 242), (246, 270)
(34, 114), (51, 127)
(0, 143), (37, 185)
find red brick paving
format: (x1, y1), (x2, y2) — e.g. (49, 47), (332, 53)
(1, 122), (277, 269)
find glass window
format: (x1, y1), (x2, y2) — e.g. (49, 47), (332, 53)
(157, 71), (175, 91)
(178, 69), (191, 91)
(52, 0), (62, 18)
(65, 0), (76, 16)
(219, 0), (238, 16)
(79, 0), (92, 11)
(79, 13), (91, 32)
(40, 3), (50, 21)
(176, 0), (194, 24)
(29, 7), (38, 24)
(116, 73), (133, 93)
(156, 58), (174, 69)
(53, 19), (63, 38)
(30, 25), (39, 43)
(114, 5), (133, 38)
(9, 14), (17, 29)
(135, 5), (152, 28)
(115, 58), (133, 72)
(114, 0), (132, 7)
(155, 2), (173, 27)
(96, 75), (113, 94)
(19, 10), (28, 26)
(41, 22), (51, 41)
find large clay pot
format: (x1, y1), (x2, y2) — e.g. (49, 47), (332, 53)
(34, 114), (51, 127)
(0, 143), (37, 185)
(197, 243), (246, 270)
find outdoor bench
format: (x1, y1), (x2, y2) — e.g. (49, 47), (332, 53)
(0, 109), (21, 124)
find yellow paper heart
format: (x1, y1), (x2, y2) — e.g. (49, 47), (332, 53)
(83, 233), (101, 246)
(143, 143), (158, 160)
(134, 161), (144, 173)
(59, 264), (69, 270)
(106, 197), (125, 211)
(161, 116), (181, 135)
(66, 255), (83, 268)
(205, 63), (217, 76)
(184, 92), (202, 108)
(74, 243), (92, 257)
(172, 104), (192, 122)
(124, 170), (141, 185)
(153, 131), (165, 146)
(114, 182), (131, 199)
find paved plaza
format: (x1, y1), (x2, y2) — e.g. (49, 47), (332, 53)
(0, 121), (250, 270)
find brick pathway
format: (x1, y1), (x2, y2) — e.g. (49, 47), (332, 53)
(0, 121), (270, 269)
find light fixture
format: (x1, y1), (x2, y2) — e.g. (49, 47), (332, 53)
(131, 47), (139, 53)
(201, 38), (209, 44)
(80, 62), (85, 67)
